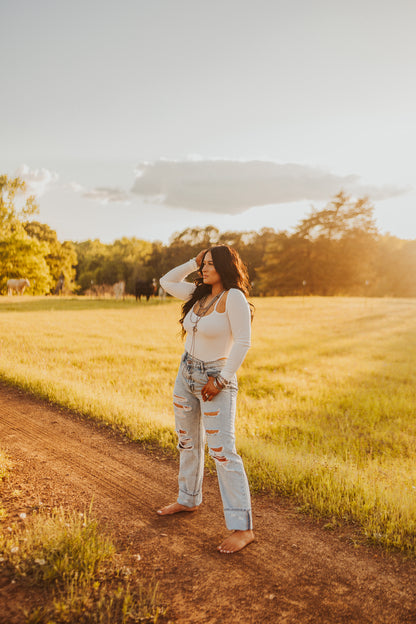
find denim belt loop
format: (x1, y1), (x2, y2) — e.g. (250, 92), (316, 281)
(184, 351), (206, 373)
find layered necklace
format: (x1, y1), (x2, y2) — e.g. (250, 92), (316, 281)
(189, 291), (225, 354)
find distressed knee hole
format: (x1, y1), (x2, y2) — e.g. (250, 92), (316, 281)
(179, 441), (193, 449)
(210, 446), (228, 462)
(213, 455), (227, 462)
(174, 395), (192, 411)
(206, 429), (219, 435)
(177, 428), (193, 450)
(173, 394), (186, 402)
(204, 410), (220, 417)
(174, 401), (192, 412)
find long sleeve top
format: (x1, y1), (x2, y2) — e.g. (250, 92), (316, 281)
(160, 259), (251, 381)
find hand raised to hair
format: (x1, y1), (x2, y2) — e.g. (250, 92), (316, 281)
(195, 249), (208, 267)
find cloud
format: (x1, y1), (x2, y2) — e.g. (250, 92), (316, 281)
(131, 159), (408, 214)
(64, 181), (131, 204)
(15, 164), (58, 197)
(82, 187), (131, 205)
(65, 181), (85, 193)
(346, 183), (410, 201)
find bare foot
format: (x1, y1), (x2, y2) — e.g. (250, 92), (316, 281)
(217, 529), (255, 554)
(156, 502), (198, 516)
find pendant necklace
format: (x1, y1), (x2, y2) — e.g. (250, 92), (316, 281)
(189, 291), (224, 353)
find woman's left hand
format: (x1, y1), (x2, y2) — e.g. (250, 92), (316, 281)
(201, 377), (221, 402)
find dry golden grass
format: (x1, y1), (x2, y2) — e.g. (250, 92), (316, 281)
(1, 295), (416, 552)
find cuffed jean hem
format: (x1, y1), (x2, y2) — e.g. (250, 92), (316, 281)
(177, 489), (202, 508)
(224, 509), (253, 531)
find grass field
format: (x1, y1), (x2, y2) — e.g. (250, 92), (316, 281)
(1, 295), (416, 553)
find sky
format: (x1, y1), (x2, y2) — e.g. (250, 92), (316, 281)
(1, 0), (415, 244)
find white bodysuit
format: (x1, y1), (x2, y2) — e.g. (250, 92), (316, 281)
(160, 259), (251, 381)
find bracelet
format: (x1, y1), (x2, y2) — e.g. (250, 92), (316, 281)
(214, 375), (228, 390)
(217, 374), (228, 387)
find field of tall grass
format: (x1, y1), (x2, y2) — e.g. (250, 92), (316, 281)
(0, 295), (415, 553)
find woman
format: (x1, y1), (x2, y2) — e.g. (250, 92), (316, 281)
(157, 245), (254, 554)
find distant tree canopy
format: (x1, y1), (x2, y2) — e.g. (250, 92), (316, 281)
(257, 192), (380, 296)
(149, 191), (416, 297)
(24, 221), (77, 293)
(0, 175), (77, 294)
(2, 177), (416, 298)
(73, 237), (153, 294)
(66, 191), (416, 298)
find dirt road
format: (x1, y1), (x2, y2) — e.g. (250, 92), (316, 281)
(0, 381), (415, 623)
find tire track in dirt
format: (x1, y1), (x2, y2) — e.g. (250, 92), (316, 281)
(1, 382), (416, 623)
(0, 409), (161, 520)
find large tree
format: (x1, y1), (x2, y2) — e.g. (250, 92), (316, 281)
(24, 221), (77, 293)
(0, 175), (52, 294)
(0, 175), (38, 237)
(257, 192), (379, 296)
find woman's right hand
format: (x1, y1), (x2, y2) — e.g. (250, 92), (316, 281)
(195, 249), (208, 267)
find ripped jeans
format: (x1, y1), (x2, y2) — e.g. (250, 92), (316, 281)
(172, 351), (253, 531)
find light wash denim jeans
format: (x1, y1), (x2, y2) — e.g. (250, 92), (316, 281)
(172, 351), (253, 531)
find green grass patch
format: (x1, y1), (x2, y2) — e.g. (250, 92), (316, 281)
(0, 507), (114, 585)
(0, 506), (166, 623)
(1, 295), (416, 553)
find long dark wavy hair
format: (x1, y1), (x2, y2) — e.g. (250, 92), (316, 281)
(180, 245), (253, 336)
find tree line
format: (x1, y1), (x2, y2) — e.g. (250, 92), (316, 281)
(1, 175), (416, 297)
